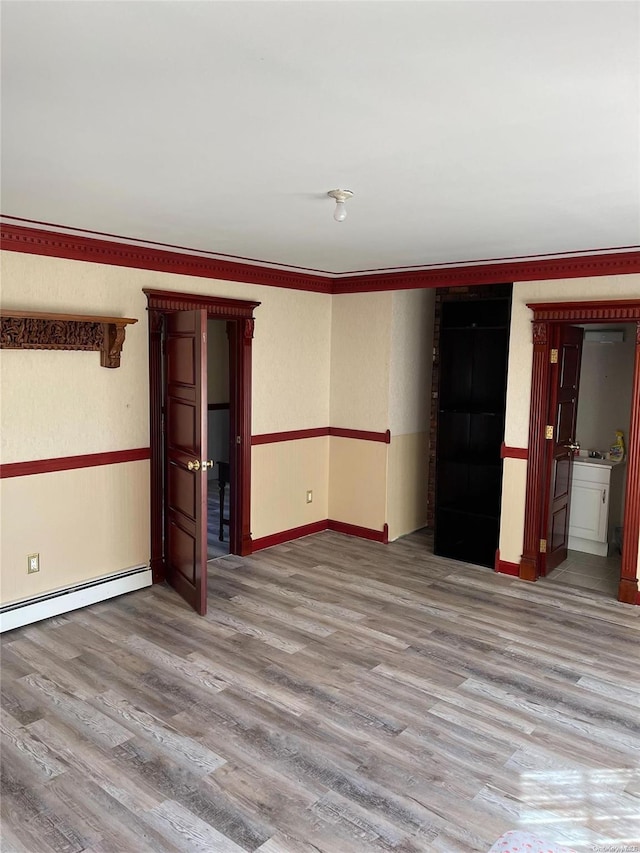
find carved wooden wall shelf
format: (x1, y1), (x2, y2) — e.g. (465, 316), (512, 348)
(0, 310), (137, 368)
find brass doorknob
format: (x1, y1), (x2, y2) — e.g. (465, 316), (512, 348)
(202, 460), (215, 470)
(187, 459), (201, 471)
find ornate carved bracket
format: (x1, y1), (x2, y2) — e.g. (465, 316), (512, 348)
(0, 310), (137, 368)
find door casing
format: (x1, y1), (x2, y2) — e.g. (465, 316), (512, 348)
(519, 299), (640, 605)
(144, 288), (260, 581)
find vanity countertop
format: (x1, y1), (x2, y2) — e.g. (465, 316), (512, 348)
(574, 455), (625, 468)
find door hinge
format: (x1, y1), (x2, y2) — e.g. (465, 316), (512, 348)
(539, 539), (547, 553)
(545, 425), (554, 440)
(550, 348), (558, 364)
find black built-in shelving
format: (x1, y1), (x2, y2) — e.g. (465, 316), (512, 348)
(434, 289), (512, 567)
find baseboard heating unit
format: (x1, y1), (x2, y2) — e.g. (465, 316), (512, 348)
(0, 565), (152, 633)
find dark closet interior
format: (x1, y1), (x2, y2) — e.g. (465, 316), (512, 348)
(434, 287), (512, 567)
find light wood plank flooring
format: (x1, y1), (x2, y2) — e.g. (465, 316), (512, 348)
(2, 530), (639, 852)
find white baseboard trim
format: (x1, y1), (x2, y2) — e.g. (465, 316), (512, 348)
(0, 566), (152, 633)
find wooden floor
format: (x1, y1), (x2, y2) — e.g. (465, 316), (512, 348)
(2, 530), (640, 853)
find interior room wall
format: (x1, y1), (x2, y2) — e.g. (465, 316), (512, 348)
(500, 275), (640, 575)
(575, 323), (635, 456)
(387, 288), (435, 540)
(327, 291), (392, 533)
(0, 250), (332, 604)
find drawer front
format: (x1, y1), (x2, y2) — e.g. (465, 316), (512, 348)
(572, 462), (611, 486)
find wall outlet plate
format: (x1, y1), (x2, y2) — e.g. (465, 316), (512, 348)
(27, 553), (40, 574)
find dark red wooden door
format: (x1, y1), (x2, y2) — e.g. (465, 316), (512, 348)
(544, 325), (584, 573)
(164, 310), (208, 614)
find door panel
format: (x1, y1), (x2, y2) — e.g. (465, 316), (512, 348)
(544, 325), (584, 572)
(164, 309), (208, 615)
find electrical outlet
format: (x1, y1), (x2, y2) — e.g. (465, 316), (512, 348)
(306, 490), (313, 504)
(27, 553), (40, 574)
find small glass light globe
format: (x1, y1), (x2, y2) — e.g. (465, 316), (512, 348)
(333, 201), (347, 222)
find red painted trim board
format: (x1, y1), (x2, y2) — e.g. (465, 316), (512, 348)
(251, 427), (391, 445)
(0, 447), (150, 479)
(0, 224), (332, 295)
(328, 520), (389, 543)
(494, 550), (520, 576)
(3, 223), (639, 294)
(330, 427), (391, 444)
(252, 519), (388, 551)
(252, 427), (329, 445)
(500, 443), (529, 460)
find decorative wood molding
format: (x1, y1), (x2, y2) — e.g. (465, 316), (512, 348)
(252, 519), (388, 551)
(2, 223), (639, 295)
(520, 301), (640, 601)
(0, 310), (137, 368)
(143, 288), (260, 317)
(532, 322), (548, 345)
(1, 224), (333, 294)
(0, 447), (150, 479)
(500, 443), (529, 460)
(527, 299), (640, 323)
(332, 251), (640, 293)
(251, 427), (392, 445)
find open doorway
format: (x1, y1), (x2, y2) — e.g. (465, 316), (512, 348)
(519, 299), (640, 605)
(143, 288), (260, 615)
(545, 323), (635, 597)
(206, 319), (231, 559)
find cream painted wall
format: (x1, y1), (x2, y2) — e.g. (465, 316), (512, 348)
(328, 437), (387, 532)
(386, 288), (435, 539)
(0, 252), (332, 462)
(387, 432), (430, 541)
(251, 438), (329, 540)
(1, 250), (332, 602)
(330, 291), (392, 432)
(1, 461), (149, 604)
(500, 276), (640, 574)
(389, 289), (434, 436)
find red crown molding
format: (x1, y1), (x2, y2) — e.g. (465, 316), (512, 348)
(500, 443), (529, 460)
(251, 427), (391, 445)
(2, 223), (639, 295)
(334, 252), (640, 293)
(0, 224), (332, 294)
(0, 447), (150, 479)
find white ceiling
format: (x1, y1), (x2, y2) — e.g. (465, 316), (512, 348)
(1, 1), (639, 275)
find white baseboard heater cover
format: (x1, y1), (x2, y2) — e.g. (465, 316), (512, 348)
(0, 566), (152, 633)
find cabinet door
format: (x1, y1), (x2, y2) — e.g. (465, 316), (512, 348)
(568, 481), (608, 542)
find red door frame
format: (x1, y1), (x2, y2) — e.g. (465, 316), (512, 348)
(144, 288), (260, 581)
(519, 299), (640, 605)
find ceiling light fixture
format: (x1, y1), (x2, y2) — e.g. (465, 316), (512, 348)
(327, 189), (353, 222)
